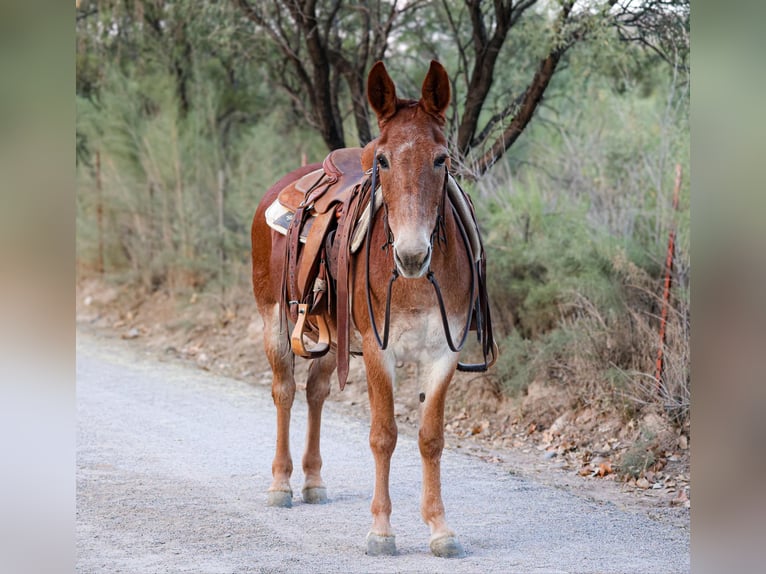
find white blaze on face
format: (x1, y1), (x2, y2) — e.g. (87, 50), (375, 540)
(395, 140), (415, 155)
(390, 181), (431, 278)
(388, 140), (434, 278)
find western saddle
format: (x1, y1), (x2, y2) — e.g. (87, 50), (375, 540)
(266, 147), (372, 368)
(266, 145), (494, 389)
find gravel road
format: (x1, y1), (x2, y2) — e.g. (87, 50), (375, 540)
(76, 331), (689, 573)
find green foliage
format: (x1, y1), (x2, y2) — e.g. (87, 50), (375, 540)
(76, 59), (325, 289)
(479, 171), (624, 339)
(494, 328), (577, 398)
(474, 60), (689, 421)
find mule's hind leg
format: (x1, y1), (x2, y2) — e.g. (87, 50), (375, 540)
(262, 304), (296, 508)
(419, 357), (465, 558)
(301, 351), (335, 503)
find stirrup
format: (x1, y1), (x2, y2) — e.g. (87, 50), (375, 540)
(457, 340), (499, 372)
(291, 303), (331, 358)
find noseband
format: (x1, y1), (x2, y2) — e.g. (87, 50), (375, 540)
(364, 152), (492, 371)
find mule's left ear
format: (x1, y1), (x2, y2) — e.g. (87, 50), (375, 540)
(421, 60), (451, 119)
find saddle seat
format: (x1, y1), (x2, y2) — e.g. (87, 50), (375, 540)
(278, 147), (366, 214)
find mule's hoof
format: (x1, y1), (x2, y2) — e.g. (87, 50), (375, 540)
(366, 532), (397, 556)
(266, 489), (293, 508)
(302, 486), (328, 504)
(430, 535), (465, 558)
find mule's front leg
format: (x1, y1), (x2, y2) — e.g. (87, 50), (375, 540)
(364, 341), (398, 556)
(419, 358), (465, 558)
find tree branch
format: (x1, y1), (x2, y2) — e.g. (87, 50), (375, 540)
(466, 0), (635, 177)
(469, 47), (564, 177)
(470, 90), (525, 149)
(440, 0), (470, 88)
(510, 0), (537, 25)
(234, 0), (313, 96)
(457, 0), (518, 156)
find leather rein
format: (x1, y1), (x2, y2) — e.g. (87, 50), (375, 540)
(363, 153), (495, 372)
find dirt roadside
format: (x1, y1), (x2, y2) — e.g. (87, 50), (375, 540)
(76, 276), (690, 529)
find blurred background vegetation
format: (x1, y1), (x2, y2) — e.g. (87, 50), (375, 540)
(76, 1), (689, 427)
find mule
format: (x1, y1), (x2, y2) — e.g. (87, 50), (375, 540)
(251, 60), (494, 558)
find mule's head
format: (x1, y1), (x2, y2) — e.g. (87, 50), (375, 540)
(366, 60), (451, 279)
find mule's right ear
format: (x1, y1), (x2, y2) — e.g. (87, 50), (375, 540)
(421, 60), (451, 120)
(367, 61), (397, 123)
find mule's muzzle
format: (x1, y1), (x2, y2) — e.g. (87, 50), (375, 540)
(393, 245), (431, 278)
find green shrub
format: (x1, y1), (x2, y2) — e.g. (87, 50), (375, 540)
(77, 64), (326, 291)
(618, 434), (657, 479)
(471, 70), (689, 426)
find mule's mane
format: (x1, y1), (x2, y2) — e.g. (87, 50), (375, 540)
(395, 98), (418, 109)
(377, 98), (447, 128)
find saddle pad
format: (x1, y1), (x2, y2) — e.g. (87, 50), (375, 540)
(446, 175), (482, 263)
(265, 187), (382, 252)
(266, 193), (372, 253)
(265, 199), (314, 243)
(349, 186), (382, 252)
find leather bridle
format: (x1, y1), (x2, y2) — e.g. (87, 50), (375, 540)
(364, 152), (495, 372)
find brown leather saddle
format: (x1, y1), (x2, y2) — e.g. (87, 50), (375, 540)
(271, 147), (372, 363)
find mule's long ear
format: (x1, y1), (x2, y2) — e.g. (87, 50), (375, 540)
(367, 61), (397, 122)
(421, 60), (450, 120)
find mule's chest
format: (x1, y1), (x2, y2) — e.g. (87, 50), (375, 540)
(386, 309), (459, 363)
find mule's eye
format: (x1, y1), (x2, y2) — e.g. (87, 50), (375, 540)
(434, 154), (448, 168)
(377, 155), (389, 169)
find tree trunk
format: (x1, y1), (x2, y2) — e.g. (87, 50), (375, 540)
(95, 149), (104, 275)
(217, 169), (226, 296)
(457, 35), (508, 156)
(347, 71), (372, 146)
(301, 2), (346, 150)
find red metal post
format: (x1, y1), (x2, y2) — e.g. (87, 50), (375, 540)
(655, 163), (682, 392)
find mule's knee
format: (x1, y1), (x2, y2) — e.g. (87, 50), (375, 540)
(370, 421), (398, 456)
(272, 382), (295, 408)
(418, 429), (444, 460)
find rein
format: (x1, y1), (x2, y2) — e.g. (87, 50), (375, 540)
(364, 153), (494, 371)
(364, 153), (396, 349)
